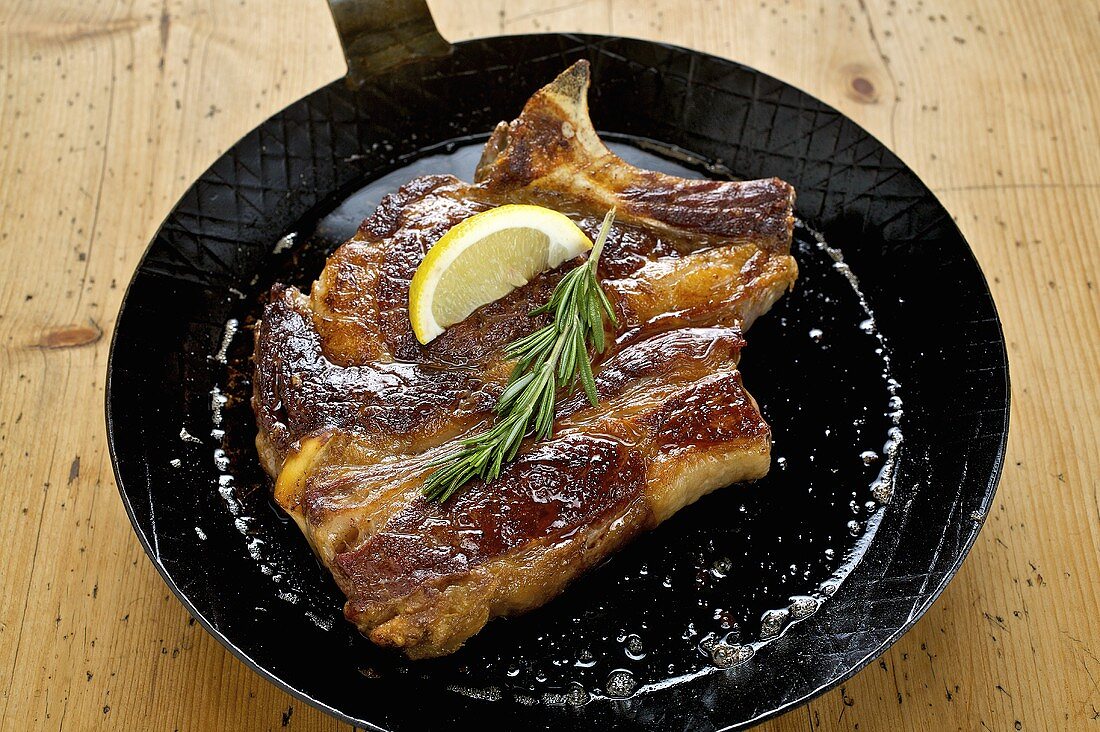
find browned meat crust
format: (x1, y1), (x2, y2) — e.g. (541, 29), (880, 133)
(252, 60), (797, 658)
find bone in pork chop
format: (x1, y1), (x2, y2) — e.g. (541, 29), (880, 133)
(252, 60), (797, 658)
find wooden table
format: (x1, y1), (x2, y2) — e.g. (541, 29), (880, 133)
(2, 1), (1097, 729)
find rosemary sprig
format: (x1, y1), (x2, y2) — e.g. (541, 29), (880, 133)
(422, 208), (619, 503)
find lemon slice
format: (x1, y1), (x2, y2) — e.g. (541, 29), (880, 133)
(408, 204), (592, 344)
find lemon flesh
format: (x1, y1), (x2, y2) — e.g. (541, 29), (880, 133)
(409, 205), (592, 344)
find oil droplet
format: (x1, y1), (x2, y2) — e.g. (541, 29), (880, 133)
(272, 232), (297, 254)
(848, 520), (862, 536)
(449, 685), (502, 701)
(860, 450), (879, 465)
(179, 427), (202, 444)
(808, 327), (824, 342)
(711, 557), (732, 577)
(710, 643), (736, 667)
(760, 608), (790, 639)
(567, 684), (589, 706)
(711, 642), (754, 668)
(209, 386), (228, 427)
(788, 595), (820, 620)
(824, 548), (836, 560)
(624, 634), (645, 660)
(212, 318), (238, 364)
(605, 670), (637, 698)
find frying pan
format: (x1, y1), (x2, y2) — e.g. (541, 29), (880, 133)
(105, 1), (1010, 729)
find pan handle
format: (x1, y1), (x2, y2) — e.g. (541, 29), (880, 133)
(326, 0), (452, 87)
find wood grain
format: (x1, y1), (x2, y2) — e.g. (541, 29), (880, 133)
(0, 0), (1097, 729)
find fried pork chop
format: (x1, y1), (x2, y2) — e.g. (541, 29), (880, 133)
(252, 61), (797, 658)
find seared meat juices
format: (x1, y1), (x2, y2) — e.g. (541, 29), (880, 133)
(252, 61), (797, 658)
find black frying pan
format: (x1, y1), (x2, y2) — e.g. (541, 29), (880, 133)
(105, 1), (1009, 729)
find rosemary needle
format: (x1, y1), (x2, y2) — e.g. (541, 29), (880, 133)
(422, 208), (619, 503)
